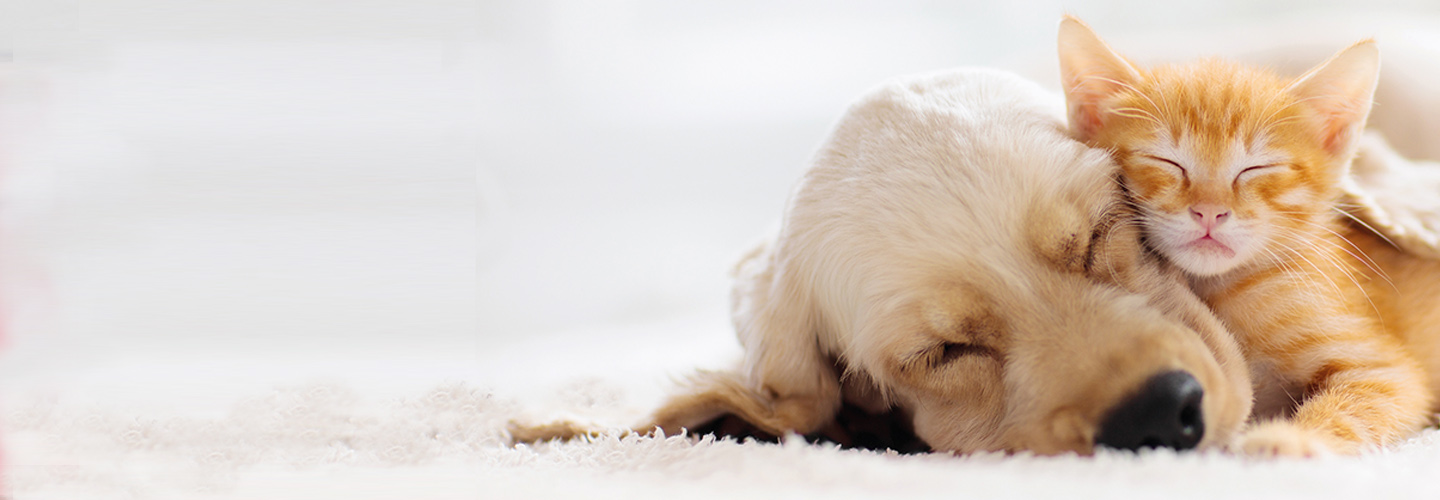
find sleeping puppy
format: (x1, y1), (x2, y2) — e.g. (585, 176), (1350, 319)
(513, 68), (1254, 454)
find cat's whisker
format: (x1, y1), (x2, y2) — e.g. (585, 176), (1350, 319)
(1108, 107), (1165, 127)
(1110, 106), (1160, 120)
(1265, 230), (1347, 299)
(1268, 227), (1386, 322)
(1079, 74), (1175, 121)
(1261, 244), (1331, 302)
(1291, 234), (1367, 292)
(1306, 225), (1391, 286)
(1257, 242), (1304, 285)
(1108, 109), (1163, 127)
(1251, 86), (1297, 135)
(1290, 233), (1388, 317)
(1282, 217), (1396, 290)
(1333, 206), (1403, 252)
(1255, 114), (1307, 139)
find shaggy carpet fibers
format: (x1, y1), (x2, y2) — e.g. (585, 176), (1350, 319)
(8, 374), (1440, 499)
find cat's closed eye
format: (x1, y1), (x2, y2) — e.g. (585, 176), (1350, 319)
(1236, 164), (1283, 181)
(1141, 155), (1188, 179)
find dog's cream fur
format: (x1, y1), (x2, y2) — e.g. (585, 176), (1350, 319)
(546, 69), (1255, 455)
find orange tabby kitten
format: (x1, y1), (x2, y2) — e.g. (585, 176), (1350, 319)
(1058, 17), (1432, 457)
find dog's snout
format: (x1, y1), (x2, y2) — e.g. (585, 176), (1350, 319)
(1095, 370), (1205, 452)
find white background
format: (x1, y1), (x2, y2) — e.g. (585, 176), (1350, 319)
(0, 0), (1435, 416)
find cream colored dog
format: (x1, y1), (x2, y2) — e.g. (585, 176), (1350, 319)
(515, 68), (1257, 454)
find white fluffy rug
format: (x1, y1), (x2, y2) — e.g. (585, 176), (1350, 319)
(9, 373), (1440, 500)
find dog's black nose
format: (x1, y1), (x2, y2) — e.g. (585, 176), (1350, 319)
(1095, 370), (1204, 451)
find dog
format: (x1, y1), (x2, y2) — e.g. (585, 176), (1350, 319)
(512, 68), (1256, 455)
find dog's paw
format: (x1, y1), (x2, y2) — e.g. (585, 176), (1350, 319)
(1235, 421), (1335, 458)
(506, 419), (603, 445)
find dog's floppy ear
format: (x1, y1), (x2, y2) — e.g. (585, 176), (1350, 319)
(1341, 132), (1440, 258)
(1057, 15), (1143, 141)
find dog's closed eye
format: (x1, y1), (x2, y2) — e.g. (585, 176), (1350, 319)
(936, 342), (999, 366)
(1082, 208), (1125, 274)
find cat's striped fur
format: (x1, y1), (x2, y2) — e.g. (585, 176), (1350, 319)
(1059, 16), (1432, 456)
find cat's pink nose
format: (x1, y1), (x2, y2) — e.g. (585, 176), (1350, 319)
(1189, 205), (1231, 230)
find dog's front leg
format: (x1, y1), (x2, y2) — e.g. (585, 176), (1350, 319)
(654, 238), (842, 437)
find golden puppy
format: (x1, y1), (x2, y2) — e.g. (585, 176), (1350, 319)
(514, 68), (1255, 455)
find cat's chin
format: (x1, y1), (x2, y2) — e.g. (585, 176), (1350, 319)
(1175, 257), (1242, 277)
(1168, 238), (1244, 276)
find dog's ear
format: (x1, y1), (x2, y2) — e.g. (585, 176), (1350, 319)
(1058, 15), (1143, 141)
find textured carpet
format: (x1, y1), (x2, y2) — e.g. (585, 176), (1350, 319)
(8, 374), (1440, 500)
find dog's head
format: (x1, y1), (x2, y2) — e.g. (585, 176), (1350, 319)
(741, 68), (1253, 455)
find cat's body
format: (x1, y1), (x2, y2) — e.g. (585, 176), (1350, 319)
(1059, 17), (1433, 456)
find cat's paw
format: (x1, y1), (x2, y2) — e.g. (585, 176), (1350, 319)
(1235, 421), (1336, 458)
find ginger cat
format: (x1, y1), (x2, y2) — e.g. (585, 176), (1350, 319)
(1058, 16), (1432, 457)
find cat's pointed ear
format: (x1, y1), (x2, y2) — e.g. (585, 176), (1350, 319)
(1288, 40), (1380, 158)
(1058, 15), (1143, 141)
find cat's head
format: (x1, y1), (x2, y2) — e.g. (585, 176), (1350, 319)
(1057, 16), (1379, 276)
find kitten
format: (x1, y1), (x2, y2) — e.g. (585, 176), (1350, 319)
(1058, 16), (1432, 457)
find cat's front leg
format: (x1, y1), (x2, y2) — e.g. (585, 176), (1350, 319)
(1221, 282), (1433, 457)
(1237, 420), (1340, 458)
(1267, 338), (1431, 456)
